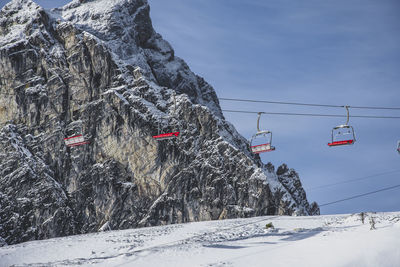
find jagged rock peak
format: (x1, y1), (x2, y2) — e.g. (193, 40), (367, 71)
(51, 0), (223, 116)
(0, 0), (44, 46)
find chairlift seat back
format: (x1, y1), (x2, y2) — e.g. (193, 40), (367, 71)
(333, 125), (351, 130)
(256, 130), (271, 135)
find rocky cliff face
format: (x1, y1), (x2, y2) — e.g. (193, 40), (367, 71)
(0, 0), (319, 246)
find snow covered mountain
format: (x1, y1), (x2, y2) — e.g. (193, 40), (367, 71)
(1, 212), (399, 266)
(0, 0), (318, 246)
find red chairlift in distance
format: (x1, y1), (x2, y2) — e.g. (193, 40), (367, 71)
(152, 131), (180, 140)
(152, 92), (180, 141)
(250, 112), (275, 154)
(328, 106), (356, 147)
(64, 134), (90, 147)
(152, 118), (178, 140)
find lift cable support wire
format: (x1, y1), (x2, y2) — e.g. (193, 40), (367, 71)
(219, 97), (400, 110)
(309, 169), (400, 191)
(319, 184), (400, 207)
(221, 110), (400, 119)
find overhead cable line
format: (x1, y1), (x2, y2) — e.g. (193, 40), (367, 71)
(309, 169), (400, 191)
(319, 184), (400, 207)
(221, 109), (400, 119)
(219, 97), (400, 110)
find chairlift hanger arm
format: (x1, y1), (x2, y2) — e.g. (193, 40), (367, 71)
(256, 112), (262, 132)
(250, 112), (275, 153)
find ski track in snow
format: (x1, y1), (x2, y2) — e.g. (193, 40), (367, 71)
(1, 212), (399, 267)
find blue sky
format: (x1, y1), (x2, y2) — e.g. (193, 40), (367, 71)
(2, 0), (400, 214)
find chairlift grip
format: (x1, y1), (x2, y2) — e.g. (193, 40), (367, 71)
(345, 105), (350, 125)
(257, 112), (262, 132)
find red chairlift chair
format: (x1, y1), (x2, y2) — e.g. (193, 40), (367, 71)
(250, 112), (275, 154)
(64, 134), (90, 147)
(152, 131), (180, 140)
(152, 91), (180, 141)
(328, 106), (356, 147)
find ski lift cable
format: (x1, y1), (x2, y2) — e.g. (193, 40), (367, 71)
(308, 169), (400, 191)
(319, 184), (400, 207)
(219, 97), (400, 110)
(0, 82), (120, 96)
(3, 76), (399, 110)
(2, 87), (157, 145)
(221, 109), (400, 119)
(0, 84), (121, 119)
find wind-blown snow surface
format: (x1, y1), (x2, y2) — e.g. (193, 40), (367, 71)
(1, 212), (399, 267)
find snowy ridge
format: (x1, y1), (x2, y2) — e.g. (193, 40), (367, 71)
(52, 0), (223, 116)
(1, 212), (399, 266)
(0, 0), (41, 47)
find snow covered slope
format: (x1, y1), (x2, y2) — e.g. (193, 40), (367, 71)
(1, 212), (399, 267)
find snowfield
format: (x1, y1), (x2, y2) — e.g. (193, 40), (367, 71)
(1, 212), (399, 267)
